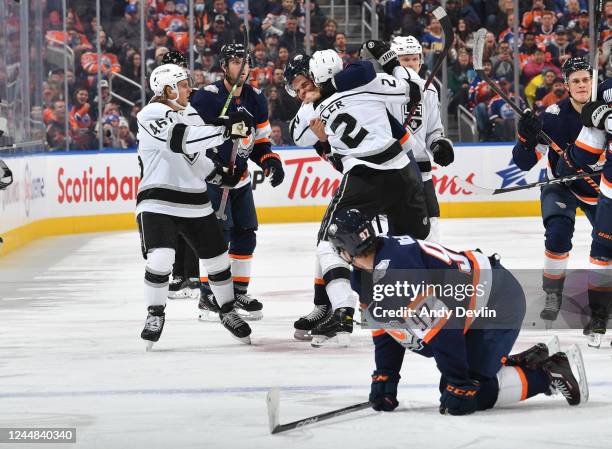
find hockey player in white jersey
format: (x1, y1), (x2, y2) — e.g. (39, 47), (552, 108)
(136, 64), (254, 348)
(388, 35), (454, 242)
(300, 49), (430, 346)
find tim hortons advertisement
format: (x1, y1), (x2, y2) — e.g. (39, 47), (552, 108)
(0, 144), (547, 236)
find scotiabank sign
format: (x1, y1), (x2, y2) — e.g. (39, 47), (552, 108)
(57, 166), (140, 204)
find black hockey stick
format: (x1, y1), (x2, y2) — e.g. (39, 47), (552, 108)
(216, 26), (250, 220)
(267, 388), (371, 434)
(472, 28), (600, 193)
(454, 171), (601, 196)
(404, 6), (454, 127)
(592, 0), (604, 101)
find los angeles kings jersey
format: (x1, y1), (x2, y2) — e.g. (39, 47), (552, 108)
(310, 72), (413, 173)
(136, 102), (228, 218)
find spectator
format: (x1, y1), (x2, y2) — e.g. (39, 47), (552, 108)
(316, 19), (337, 51)
(522, 0), (546, 31)
(276, 46), (290, 69)
(69, 87), (93, 131)
(448, 49), (473, 114)
(279, 16), (305, 54)
(192, 32), (208, 56)
(482, 31), (498, 62)
(117, 117), (136, 149)
(206, 15), (235, 54)
(530, 68), (556, 109)
(540, 76), (568, 107)
(469, 59), (494, 109)
(422, 17), (445, 69)
(522, 48), (560, 83)
(97, 28), (118, 55)
(306, 0), (327, 34)
(488, 0), (514, 35)
(498, 14), (516, 46)
(534, 10), (556, 48)
(487, 77), (523, 141)
(519, 31), (538, 68)
(157, 1), (188, 32)
(334, 32), (353, 65)
(558, 0), (581, 29)
(146, 30), (175, 70)
(270, 122), (290, 146)
(401, 0), (427, 40)
(194, 48), (223, 83)
(46, 99), (68, 150)
(491, 41), (514, 81)
(264, 30), (280, 60)
(112, 4), (141, 51)
(459, 0), (481, 30)
(263, 0), (304, 36)
(250, 44), (273, 87)
(81, 50), (121, 81)
(207, 0), (240, 31)
(546, 29), (576, 67)
(192, 69), (207, 88)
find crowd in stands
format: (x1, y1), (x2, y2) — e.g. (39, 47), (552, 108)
(34, 0), (611, 150)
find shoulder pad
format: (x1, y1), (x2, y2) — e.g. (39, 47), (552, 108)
(545, 104), (560, 115)
(204, 84), (219, 94)
(138, 102), (172, 121)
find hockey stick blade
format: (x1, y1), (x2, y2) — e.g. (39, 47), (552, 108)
(473, 28), (487, 71)
(454, 171), (600, 196)
(266, 389), (371, 435)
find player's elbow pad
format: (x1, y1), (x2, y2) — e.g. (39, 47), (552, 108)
(167, 123), (188, 154)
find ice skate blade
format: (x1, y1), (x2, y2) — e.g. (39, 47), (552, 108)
(230, 334), (251, 345)
(547, 335), (560, 355)
(198, 310), (220, 322)
(237, 309), (263, 321)
(311, 332), (351, 348)
(566, 344), (589, 403)
(168, 289), (191, 300)
(145, 341), (154, 352)
(294, 329), (313, 341)
(587, 333), (601, 349)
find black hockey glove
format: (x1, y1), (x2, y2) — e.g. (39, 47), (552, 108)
(260, 153), (285, 187)
(581, 100), (612, 129)
(439, 378), (480, 416)
(360, 40), (399, 75)
(205, 157), (242, 188)
(431, 137), (454, 167)
(210, 111), (253, 139)
(405, 80), (422, 114)
(369, 370), (400, 412)
(0, 159), (13, 190)
(314, 141), (343, 172)
(517, 109), (543, 150)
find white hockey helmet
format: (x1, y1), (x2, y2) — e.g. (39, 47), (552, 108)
(391, 35), (423, 58)
(309, 49), (343, 85)
(149, 63), (189, 97)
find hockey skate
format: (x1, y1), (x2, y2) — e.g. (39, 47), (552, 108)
(583, 315), (608, 349)
(198, 293), (221, 321)
(141, 305), (166, 351)
(219, 301), (252, 344)
(234, 293), (263, 321)
(542, 345), (588, 405)
(168, 277), (200, 300)
(293, 304), (331, 341)
(504, 336), (561, 370)
(311, 307), (354, 348)
(540, 291), (562, 326)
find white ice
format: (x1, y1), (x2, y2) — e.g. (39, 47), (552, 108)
(0, 217), (611, 449)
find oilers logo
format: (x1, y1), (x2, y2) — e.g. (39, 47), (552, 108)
(404, 103), (423, 133)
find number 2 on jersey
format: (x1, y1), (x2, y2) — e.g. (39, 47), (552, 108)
(330, 113), (369, 149)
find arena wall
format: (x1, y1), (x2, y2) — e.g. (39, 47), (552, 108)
(0, 144), (549, 256)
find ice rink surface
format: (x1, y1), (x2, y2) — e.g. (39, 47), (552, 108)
(1, 216), (611, 449)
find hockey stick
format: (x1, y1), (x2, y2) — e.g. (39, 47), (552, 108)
(592, 0), (604, 101)
(216, 28), (250, 220)
(404, 6), (454, 127)
(454, 171), (601, 196)
(267, 388), (372, 435)
(472, 28), (600, 193)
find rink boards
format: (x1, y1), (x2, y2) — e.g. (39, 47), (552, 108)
(0, 144), (548, 255)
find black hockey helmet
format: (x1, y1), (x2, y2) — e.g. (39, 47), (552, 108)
(161, 50), (187, 68)
(561, 57), (591, 83)
(328, 209), (377, 261)
(219, 43), (253, 69)
(283, 53), (311, 97)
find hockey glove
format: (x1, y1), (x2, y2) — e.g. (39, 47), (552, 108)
(360, 40), (399, 75)
(0, 159), (13, 190)
(369, 370), (400, 412)
(210, 111), (253, 139)
(517, 109), (542, 150)
(260, 153), (285, 187)
(314, 141), (343, 172)
(581, 100), (612, 129)
(205, 158), (242, 188)
(405, 80), (422, 114)
(431, 137), (454, 167)
(439, 378), (480, 416)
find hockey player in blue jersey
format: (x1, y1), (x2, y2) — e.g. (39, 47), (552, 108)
(328, 209), (588, 415)
(512, 57), (597, 324)
(189, 43), (286, 321)
(557, 78), (612, 347)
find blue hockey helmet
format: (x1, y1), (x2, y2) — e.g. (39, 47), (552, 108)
(561, 57), (591, 83)
(219, 43), (253, 69)
(283, 53), (311, 97)
(328, 209), (377, 260)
